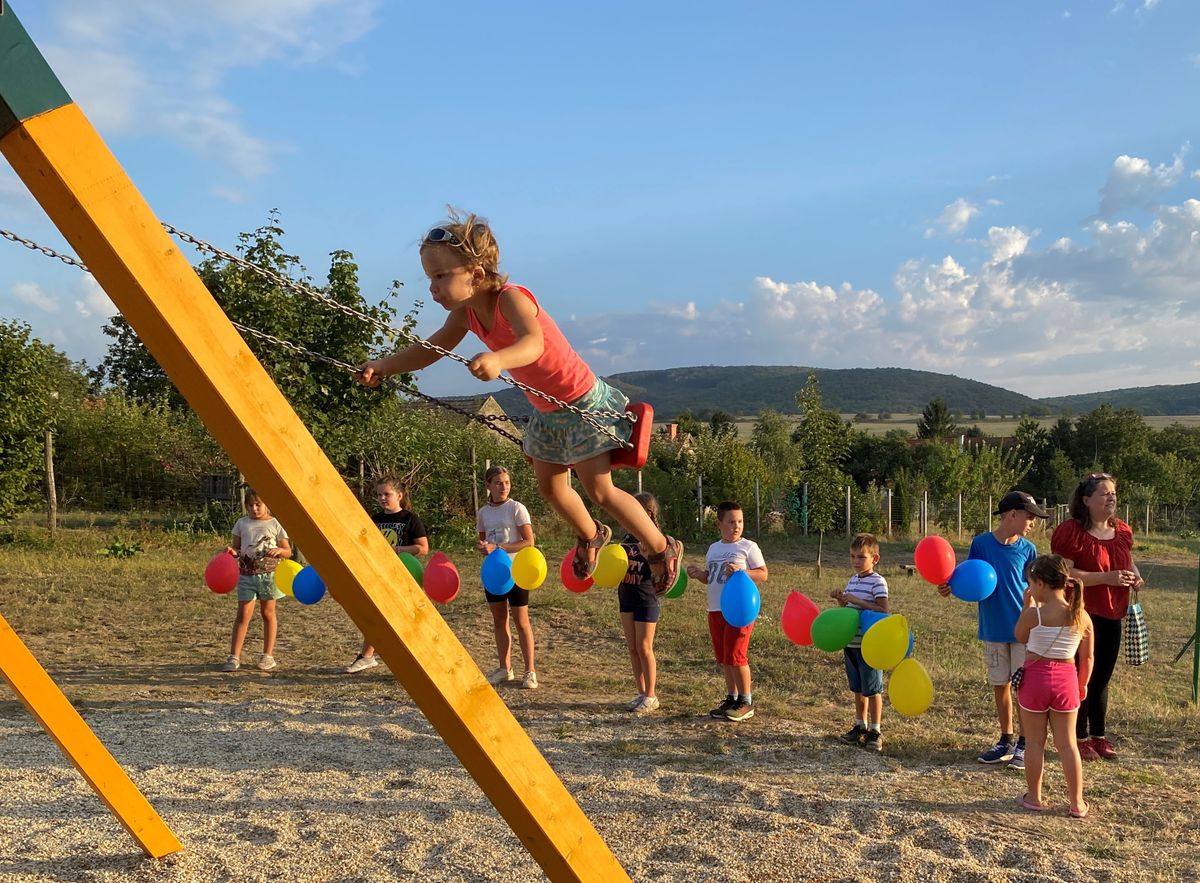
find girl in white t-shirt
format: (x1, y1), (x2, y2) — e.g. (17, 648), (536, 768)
(476, 466), (537, 688)
(221, 489), (292, 672)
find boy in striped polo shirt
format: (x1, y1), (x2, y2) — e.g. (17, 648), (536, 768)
(831, 533), (890, 751)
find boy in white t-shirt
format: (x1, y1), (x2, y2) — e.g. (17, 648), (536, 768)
(686, 501), (768, 722)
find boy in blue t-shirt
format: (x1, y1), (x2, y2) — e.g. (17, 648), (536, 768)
(939, 490), (1047, 769)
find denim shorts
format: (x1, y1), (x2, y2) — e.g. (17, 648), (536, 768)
(522, 378), (633, 466)
(237, 572), (284, 602)
(844, 647), (884, 697)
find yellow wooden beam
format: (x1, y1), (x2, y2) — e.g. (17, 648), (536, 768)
(0, 612), (182, 858)
(0, 98), (628, 883)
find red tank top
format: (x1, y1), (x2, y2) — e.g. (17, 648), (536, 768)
(465, 284), (594, 413)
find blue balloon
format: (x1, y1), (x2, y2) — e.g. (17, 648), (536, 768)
(906, 628), (915, 658)
(719, 570), (761, 628)
(859, 609), (890, 635)
(480, 548), (514, 595)
(292, 566), (326, 605)
(948, 559), (998, 602)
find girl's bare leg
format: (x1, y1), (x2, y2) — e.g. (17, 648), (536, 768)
(572, 456), (666, 553)
(620, 612), (644, 694)
(229, 600), (255, 658)
(637, 621), (657, 698)
(489, 601), (512, 671)
(1050, 709), (1087, 815)
(260, 598), (277, 656)
(531, 459), (596, 538)
(1020, 707), (1049, 807)
(510, 604), (536, 674)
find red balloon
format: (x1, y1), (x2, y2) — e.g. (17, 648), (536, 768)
(204, 552), (239, 594)
(780, 591), (820, 645)
(423, 557), (460, 604)
(559, 548), (593, 593)
(913, 536), (956, 585)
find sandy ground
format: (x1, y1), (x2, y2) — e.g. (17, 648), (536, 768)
(0, 682), (1158, 883)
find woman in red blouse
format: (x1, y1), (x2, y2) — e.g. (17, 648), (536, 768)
(1050, 473), (1144, 761)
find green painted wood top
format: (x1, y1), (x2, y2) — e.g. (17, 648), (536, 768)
(0, 3), (72, 138)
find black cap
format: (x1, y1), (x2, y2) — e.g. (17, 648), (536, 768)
(994, 491), (1049, 518)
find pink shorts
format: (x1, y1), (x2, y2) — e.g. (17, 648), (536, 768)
(1018, 660), (1081, 714)
(708, 611), (754, 666)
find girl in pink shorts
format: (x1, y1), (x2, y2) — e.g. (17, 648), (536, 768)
(1013, 554), (1094, 819)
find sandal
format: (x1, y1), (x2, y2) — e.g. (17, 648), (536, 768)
(1069, 802), (1089, 819)
(1017, 793), (1048, 812)
(645, 536), (684, 594)
(572, 521), (612, 580)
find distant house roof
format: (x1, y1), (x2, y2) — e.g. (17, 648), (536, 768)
(405, 393), (523, 440)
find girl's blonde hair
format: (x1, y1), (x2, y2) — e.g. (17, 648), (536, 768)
(484, 465), (510, 503)
(420, 208), (508, 293)
(1028, 553), (1085, 629)
(374, 474), (410, 509)
(634, 492), (660, 527)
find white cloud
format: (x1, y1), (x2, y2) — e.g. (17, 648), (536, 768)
(40, 0), (380, 179)
(74, 274), (117, 319)
(1193, 170), (1200, 182)
(12, 282), (59, 312)
(1098, 148), (1187, 217)
(925, 197), (979, 238)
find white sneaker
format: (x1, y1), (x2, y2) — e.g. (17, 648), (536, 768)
(486, 667), (515, 686)
(257, 654), (276, 671)
(221, 655), (240, 672)
(344, 654), (379, 674)
(522, 670), (539, 690)
(635, 695), (659, 715)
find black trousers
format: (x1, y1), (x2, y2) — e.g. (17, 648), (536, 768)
(1078, 613), (1122, 739)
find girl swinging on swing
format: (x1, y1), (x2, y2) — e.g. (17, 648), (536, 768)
(358, 210), (683, 590)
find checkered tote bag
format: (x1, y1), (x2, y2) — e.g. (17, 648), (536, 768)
(1125, 589), (1149, 666)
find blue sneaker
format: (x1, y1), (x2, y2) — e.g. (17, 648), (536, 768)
(978, 738), (1016, 764)
(1008, 742), (1026, 770)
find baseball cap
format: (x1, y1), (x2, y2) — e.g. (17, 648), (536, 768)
(994, 491), (1049, 518)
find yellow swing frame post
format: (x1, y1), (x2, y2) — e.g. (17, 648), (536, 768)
(0, 5), (628, 880)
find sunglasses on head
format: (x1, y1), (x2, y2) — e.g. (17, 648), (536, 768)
(424, 226), (481, 257)
(1087, 472), (1113, 481)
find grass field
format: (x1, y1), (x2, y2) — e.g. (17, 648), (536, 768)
(1, 513), (1198, 881)
(676, 414), (1200, 441)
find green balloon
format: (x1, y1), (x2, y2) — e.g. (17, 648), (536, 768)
(811, 607), (860, 652)
(663, 568), (688, 599)
(398, 551), (424, 587)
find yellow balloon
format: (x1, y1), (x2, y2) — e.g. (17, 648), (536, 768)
(889, 657), (934, 716)
(591, 543), (629, 589)
(861, 614), (910, 671)
(273, 559), (303, 598)
(511, 547), (548, 590)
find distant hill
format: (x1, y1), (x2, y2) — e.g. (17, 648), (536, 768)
(488, 366), (1039, 419)
(1040, 382), (1200, 416)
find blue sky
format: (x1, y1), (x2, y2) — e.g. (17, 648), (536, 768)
(2, 0), (1198, 401)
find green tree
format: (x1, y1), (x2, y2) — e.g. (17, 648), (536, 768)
(709, 410), (738, 439)
(1073, 404), (1150, 474)
(792, 374), (851, 532)
(0, 321), (56, 522)
(749, 409), (796, 483)
(916, 398), (959, 439)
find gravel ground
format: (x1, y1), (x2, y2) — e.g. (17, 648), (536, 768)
(0, 691), (1150, 883)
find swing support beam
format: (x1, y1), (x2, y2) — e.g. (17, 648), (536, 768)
(0, 5), (628, 880)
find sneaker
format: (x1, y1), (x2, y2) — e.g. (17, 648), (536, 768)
(1078, 738), (1101, 761)
(521, 670), (539, 690)
(1091, 736), (1117, 760)
(840, 724), (868, 745)
(635, 696), (660, 715)
(257, 654), (276, 671)
(709, 697), (737, 718)
(221, 655), (240, 672)
(344, 654), (379, 674)
(864, 730), (883, 751)
(487, 667), (515, 686)
(724, 699), (755, 722)
(978, 739), (1016, 764)
(626, 695), (645, 712)
(1008, 743), (1026, 770)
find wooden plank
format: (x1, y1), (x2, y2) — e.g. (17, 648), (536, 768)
(0, 613), (182, 858)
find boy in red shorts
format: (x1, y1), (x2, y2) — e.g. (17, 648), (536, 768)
(687, 501), (769, 721)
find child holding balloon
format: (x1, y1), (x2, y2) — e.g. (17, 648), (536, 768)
(831, 533), (890, 750)
(477, 466), (538, 688)
(221, 489), (292, 672)
(344, 476), (429, 673)
(619, 493), (664, 715)
(938, 490), (1047, 768)
(686, 501), (768, 722)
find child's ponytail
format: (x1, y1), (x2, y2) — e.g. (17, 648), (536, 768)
(1066, 576), (1085, 630)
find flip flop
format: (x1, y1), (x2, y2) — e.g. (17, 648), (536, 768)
(1017, 793), (1048, 812)
(1070, 803), (1090, 819)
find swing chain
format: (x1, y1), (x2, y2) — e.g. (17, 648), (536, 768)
(1, 228), (89, 271)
